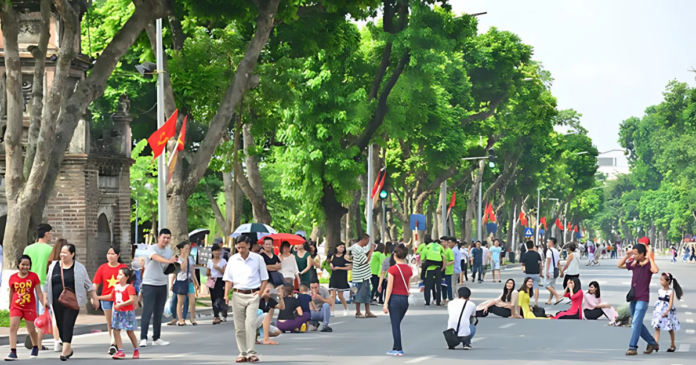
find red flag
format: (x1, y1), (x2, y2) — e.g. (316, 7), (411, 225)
(574, 225), (578, 233)
(486, 203), (496, 223)
(519, 210), (528, 227)
(167, 116), (187, 183)
(372, 169), (386, 209)
(447, 192), (456, 218)
(556, 218), (564, 231)
(370, 169), (385, 199)
(567, 222), (572, 231)
(147, 109), (178, 159)
(540, 217), (547, 230)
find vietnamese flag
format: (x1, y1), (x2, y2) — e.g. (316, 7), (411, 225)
(483, 203), (496, 223)
(556, 218), (564, 231)
(567, 222), (572, 231)
(447, 192), (456, 218)
(574, 225), (578, 233)
(167, 115), (187, 183)
(147, 109), (178, 159)
(519, 210), (528, 227)
(370, 168), (386, 199)
(540, 216), (547, 230)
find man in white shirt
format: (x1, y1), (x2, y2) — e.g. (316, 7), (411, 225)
(446, 287), (477, 350)
(481, 242), (490, 280)
(542, 238), (562, 305)
(224, 236), (269, 363)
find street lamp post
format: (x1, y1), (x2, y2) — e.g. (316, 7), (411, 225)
(155, 19), (167, 230)
(461, 156), (491, 242)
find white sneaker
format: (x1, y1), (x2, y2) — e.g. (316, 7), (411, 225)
(138, 339), (148, 348)
(153, 339), (169, 346)
(330, 311), (335, 317)
(343, 310), (349, 317)
(54, 343), (63, 352)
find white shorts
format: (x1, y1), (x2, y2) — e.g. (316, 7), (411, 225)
(588, 253), (595, 261)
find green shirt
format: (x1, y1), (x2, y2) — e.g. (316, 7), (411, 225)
(444, 248), (455, 275)
(370, 252), (384, 276)
(424, 243), (445, 271)
(23, 242), (53, 286)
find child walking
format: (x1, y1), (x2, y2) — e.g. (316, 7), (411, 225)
(7, 255), (45, 361)
(98, 267), (140, 359)
(651, 272), (683, 352)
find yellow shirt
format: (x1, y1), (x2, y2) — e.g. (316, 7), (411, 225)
(517, 291), (547, 319)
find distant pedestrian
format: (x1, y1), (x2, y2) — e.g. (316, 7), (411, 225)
(459, 242), (469, 283)
(6, 255), (45, 361)
(452, 239), (463, 295)
(587, 243), (595, 266)
(618, 243), (659, 356)
(328, 243), (351, 316)
(174, 241), (200, 326)
(223, 236), (269, 362)
(652, 273), (683, 353)
(469, 242), (483, 284)
(489, 239), (502, 283)
(519, 240), (542, 307)
(543, 238), (561, 305)
(23, 223), (54, 351)
(383, 244), (413, 356)
(349, 234), (377, 318)
(206, 244), (228, 325)
(97, 268), (140, 359)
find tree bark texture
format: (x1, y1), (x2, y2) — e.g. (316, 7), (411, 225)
(464, 160), (485, 243)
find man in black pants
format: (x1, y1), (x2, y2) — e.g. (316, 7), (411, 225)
(140, 229), (178, 347)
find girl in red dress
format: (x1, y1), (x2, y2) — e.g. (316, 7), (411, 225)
(552, 278), (583, 319)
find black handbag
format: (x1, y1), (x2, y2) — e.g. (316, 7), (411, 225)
(443, 300), (469, 349)
(532, 306), (546, 317)
(550, 249), (559, 279)
(269, 271), (285, 287)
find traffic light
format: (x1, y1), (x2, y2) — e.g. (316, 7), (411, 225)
(379, 189), (388, 200)
(487, 148), (496, 168)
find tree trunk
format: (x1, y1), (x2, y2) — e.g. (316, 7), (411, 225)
(465, 160), (485, 243)
(322, 186), (347, 254)
(506, 203), (515, 245)
(165, 0), (281, 244)
(240, 123), (272, 224)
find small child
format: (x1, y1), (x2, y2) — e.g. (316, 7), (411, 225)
(98, 267), (139, 359)
(7, 255), (44, 361)
(297, 285), (313, 332)
(651, 272), (683, 352)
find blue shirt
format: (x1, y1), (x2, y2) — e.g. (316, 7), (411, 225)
(453, 247), (462, 274)
(297, 293), (312, 313)
(471, 248), (483, 264)
(490, 246), (502, 263)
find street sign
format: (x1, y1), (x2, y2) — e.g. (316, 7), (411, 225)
(410, 214), (426, 231)
(524, 228), (533, 237)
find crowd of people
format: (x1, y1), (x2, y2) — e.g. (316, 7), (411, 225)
(6, 222), (687, 361)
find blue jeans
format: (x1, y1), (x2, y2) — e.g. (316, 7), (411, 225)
(388, 295), (409, 351)
(629, 300), (656, 350)
(171, 293), (189, 320)
(309, 303), (331, 327)
(471, 263), (482, 281)
(442, 275), (453, 301)
(457, 324), (477, 346)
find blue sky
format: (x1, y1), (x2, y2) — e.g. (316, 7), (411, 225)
(455, 0), (696, 156)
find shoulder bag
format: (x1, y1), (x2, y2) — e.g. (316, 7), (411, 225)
(173, 258), (191, 295)
(443, 300), (469, 349)
(550, 249), (559, 279)
(58, 263), (80, 310)
(395, 264), (416, 305)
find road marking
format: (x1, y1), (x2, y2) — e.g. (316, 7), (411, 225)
(686, 319), (694, 323)
(686, 329), (695, 334)
(682, 305), (688, 308)
(499, 323), (516, 329)
(622, 281), (630, 285)
(406, 356), (435, 363)
(166, 353), (192, 358)
(331, 321), (346, 326)
(678, 344), (690, 352)
(471, 337), (485, 343)
(686, 312), (693, 315)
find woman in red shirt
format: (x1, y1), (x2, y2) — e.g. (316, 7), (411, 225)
(93, 246), (127, 355)
(382, 244), (413, 356)
(552, 278), (583, 319)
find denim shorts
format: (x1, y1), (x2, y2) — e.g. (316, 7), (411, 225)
(528, 274), (540, 290)
(353, 280), (371, 304)
(100, 300), (114, 310)
(491, 260), (500, 270)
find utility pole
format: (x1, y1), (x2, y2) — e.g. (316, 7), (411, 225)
(156, 18), (167, 230)
(477, 179), (483, 241)
(381, 199), (386, 244)
(536, 188), (541, 242)
(440, 181), (448, 237)
(366, 145), (374, 245)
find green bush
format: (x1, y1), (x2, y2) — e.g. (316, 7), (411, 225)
(0, 310), (26, 328)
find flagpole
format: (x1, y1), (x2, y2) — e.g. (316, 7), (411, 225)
(156, 18), (167, 230)
(366, 145), (373, 245)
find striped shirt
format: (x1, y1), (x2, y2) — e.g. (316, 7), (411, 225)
(350, 244), (372, 282)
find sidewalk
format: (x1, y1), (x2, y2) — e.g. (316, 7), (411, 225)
(0, 306), (214, 347)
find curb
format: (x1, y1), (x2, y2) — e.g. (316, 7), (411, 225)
(6, 307), (214, 348)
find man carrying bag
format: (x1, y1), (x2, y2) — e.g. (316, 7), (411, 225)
(444, 287), (478, 350)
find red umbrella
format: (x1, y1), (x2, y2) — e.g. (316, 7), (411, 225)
(258, 233), (306, 254)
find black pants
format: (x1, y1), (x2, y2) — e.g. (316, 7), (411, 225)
(420, 260), (442, 281)
(584, 308), (605, 320)
(210, 278), (226, 318)
(461, 260), (468, 281)
(476, 305), (512, 318)
(140, 284), (168, 341)
(371, 275), (381, 301)
(379, 279), (388, 304)
(424, 269), (442, 306)
(53, 301), (79, 344)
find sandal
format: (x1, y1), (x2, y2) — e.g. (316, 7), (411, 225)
(190, 320), (198, 326)
(248, 355), (259, 362)
(667, 347), (676, 352)
(177, 322), (187, 326)
(365, 312), (377, 318)
(236, 356), (248, 363)
(355, 313), (365, 318)
(213, 318), (222, 325)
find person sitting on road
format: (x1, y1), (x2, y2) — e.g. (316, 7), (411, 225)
(583, 281), (619, 323)
(309, 280), (333, 332)
(551, 278), (583, 319)
(476, 279), (518, 318)
(446, 287), (477, 350)
(514, 277), (547, 319)
(257, 283), (284, 345)
(276, 283), (309, 332)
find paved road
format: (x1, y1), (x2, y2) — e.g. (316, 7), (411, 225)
(8, 256), (695, 364)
